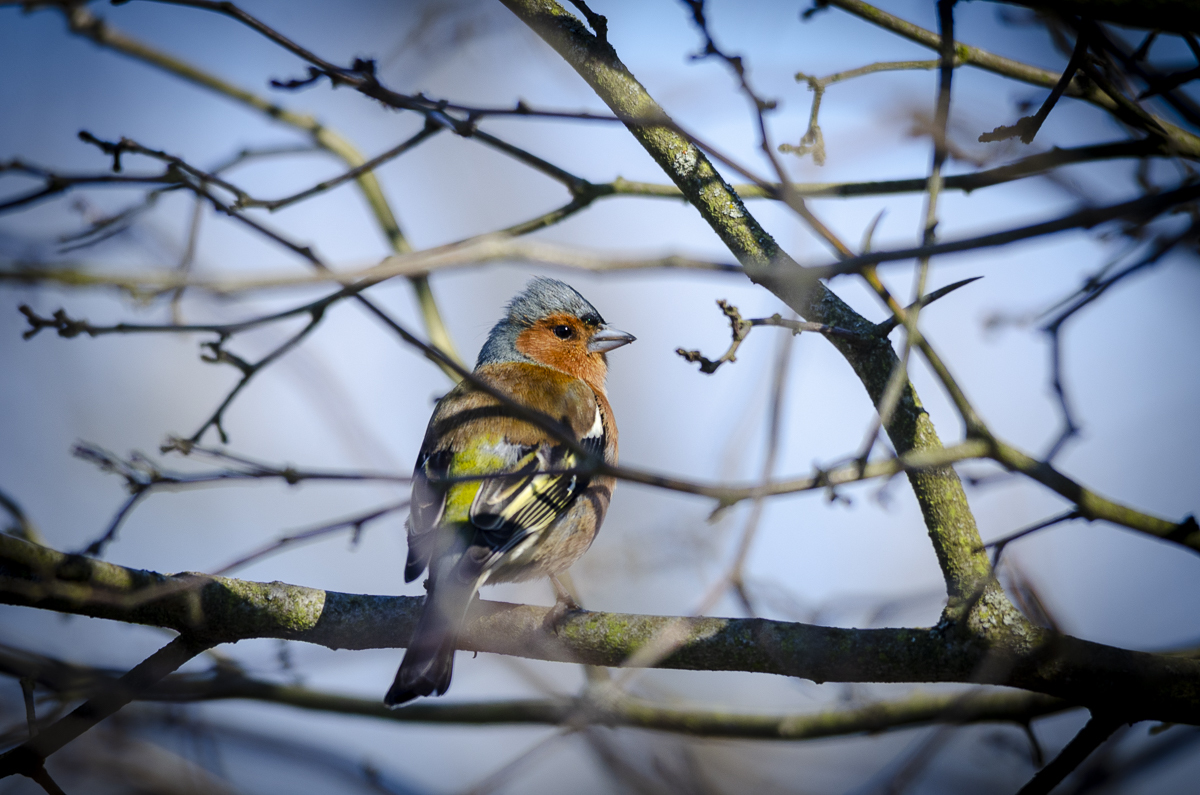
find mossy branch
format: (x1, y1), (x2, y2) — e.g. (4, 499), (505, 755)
(497, 0), (997, 615)
(2, 534), (1199, 724)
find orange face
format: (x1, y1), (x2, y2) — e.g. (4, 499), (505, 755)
(514, 312), (608, 389)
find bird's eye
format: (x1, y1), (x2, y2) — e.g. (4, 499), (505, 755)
(552, 325), (574, 339)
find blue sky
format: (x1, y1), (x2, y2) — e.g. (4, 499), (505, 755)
(2, 1), (1198, 791)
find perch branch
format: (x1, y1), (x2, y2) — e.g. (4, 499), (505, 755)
(1, 534), (1198, 725)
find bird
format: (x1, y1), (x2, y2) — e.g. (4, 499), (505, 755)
(385, 277), (635, 706)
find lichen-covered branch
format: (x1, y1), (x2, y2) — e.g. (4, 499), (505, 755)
(1, 534), (1198, 724)
(991, 442), (1200, 552)
(497, 0), (997, 615)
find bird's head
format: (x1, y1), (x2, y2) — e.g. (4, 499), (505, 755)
(477, 277), (635, 390)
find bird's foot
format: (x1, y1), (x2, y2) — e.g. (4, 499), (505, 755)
(545, 574), (584, 633)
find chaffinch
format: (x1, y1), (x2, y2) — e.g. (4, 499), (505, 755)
(385, 277), (635, 706)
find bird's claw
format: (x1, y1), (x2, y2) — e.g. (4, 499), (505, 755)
(545, 575), (584, 633)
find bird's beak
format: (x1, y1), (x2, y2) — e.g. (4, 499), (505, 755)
(588, 326), (636, 353)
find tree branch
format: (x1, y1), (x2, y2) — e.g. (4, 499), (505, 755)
(821, 0), (1200, 157)
(805, 181), (1200, 280)
(497, 0), (1000, 619)
(0, 634), (210, 781)
(58, 2), (465, 373)
(983, 0), (1200, 36)
(0, 641), (1071, 740)
(1016, 712), (1124, 795)
(1, 534), (1198, 724)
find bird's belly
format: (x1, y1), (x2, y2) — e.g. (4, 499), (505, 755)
(485, 489), (605, 584)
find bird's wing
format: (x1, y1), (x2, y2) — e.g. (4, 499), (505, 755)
(469, 442), (578, 544)
(404, 446), (452, 583)
(469, 375), (605, 551)
(404, 368), (606, 581)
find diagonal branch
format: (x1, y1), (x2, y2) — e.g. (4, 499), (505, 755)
(497, 0), (999, 616)
(1016, 712), (1125, 795)
(980, 34), (1089, 145)
(805, 181), (1200, 280)
(0, 634), (211, 781)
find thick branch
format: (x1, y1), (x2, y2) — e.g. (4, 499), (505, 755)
(1, 535), (1198, 724)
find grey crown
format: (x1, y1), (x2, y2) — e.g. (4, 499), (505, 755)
(477, 277), (605, 368)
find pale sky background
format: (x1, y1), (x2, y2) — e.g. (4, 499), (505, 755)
(1, 1), (1199, 792)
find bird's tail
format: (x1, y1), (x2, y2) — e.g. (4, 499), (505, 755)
(385, 555), (483, 707)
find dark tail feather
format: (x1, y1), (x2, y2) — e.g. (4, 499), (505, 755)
(385, 563), (481, 707)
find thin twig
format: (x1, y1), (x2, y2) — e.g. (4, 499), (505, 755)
(1039, 225), (1196, 460)
(983, 511), (1082, 569)
(979, 34), (1088, 145)
(210, 500), (409, 576)
(71, 442), (408, 557)
(822, 0), (1200, 157)
(804, 180), (1200, 280)
(785, 59), (944, 164)
(676, 299), (860, 375)
(59, 2), (467, 372)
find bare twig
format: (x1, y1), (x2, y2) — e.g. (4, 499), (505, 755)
(680, 0), (860, 260)
(1077, 17), (1200, 131)
(983, 511), (1082, 569)
(71, 442), (408, 557)
(234, 123), (440, 211)
(58, 2), (466, 371)
(785, 59), (944, 164)
(1040, 225), (1196, 460)
(980, 34), (1089, 145)
(676, 299), (860, 375)
(821, 0), (1200, 157)
(210, 500), (409, 576)
(804, 180), (1200, 280)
